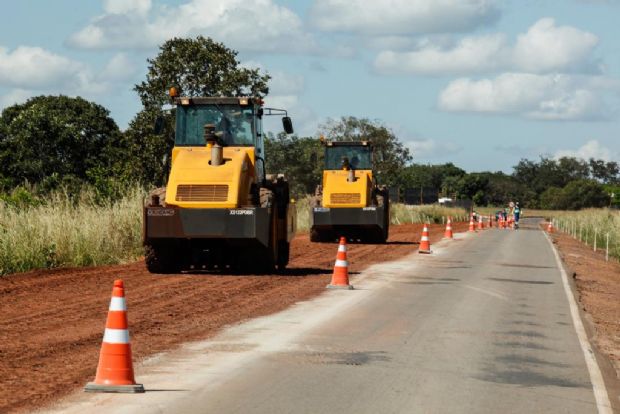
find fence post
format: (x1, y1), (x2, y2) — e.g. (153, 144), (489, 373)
(594, 228), (598, 252)
(606, 233), (610, 262)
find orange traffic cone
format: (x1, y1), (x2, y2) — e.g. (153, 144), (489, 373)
(419, 224), (432, 254)
(547, 222), (554, 233)
(327, 237), (353, 290)
(85, 280), (144, 393)
(444, 217), (453, 239)
(477, 216), (484, 230)
(488, 215), (493, 228)
(469, 216), (476, 232)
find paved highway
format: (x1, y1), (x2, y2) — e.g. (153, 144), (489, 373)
(44, 218), (612, 413)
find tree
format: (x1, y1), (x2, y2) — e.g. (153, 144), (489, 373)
(589, 158), (619, 184)
(265, 133), (322, 197)
(135, 36), (270, 110)
(0, 95), (123, 190)
(318, 117), (412, 186)
(456, 173), (490, 205)
(560, 179), (609, 210)
(127, 36), (271, 185)
(539, 187), (563, 210)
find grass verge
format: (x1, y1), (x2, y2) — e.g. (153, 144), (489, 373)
(0, 187), (145, 275)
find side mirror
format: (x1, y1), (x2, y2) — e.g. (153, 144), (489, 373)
(282, 116), (294, 134)
(154, 115), (165, 135)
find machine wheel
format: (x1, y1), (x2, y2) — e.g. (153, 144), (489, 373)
(310, 228), (331, 242)
(375, 191), (389, 243)
(258, 187), (277, 273)
(276, 240), (290, 271)
(145, 242), (181, 274)
(310, 228), (321, 242)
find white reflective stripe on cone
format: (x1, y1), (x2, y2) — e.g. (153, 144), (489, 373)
(338, 245), (347, 252)
(109, 297), (127, 311)
(335, 259), (348, 267)
(103, 328), (130, 344)
(421, 236), (429, 241)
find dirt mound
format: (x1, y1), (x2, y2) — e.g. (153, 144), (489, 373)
(0, 222), (467, 413)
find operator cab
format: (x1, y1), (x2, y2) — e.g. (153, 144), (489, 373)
(174, 98), (259, 147)
(324, 141), (373, 170)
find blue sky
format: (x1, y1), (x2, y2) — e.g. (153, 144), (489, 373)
(0, 0), (618, 172)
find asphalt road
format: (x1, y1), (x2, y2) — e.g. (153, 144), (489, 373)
(44, 218), (609, 414)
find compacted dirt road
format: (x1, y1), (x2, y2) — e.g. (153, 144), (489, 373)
(0, 222), (468, 413)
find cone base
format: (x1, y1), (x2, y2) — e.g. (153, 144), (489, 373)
(326, 284), (354, 290)
(418, 249), (432, 254)
(84, 382), (145, 393)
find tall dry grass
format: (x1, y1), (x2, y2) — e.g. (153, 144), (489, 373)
(0, 187), (145, 275)
(550, 209), (620, 260)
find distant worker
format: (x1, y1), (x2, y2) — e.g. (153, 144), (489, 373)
(514, 202), (522, 228)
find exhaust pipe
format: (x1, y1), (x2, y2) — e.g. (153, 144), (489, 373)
(204, 123), (223, 166)
(211, 143), (223, 166)
(347, 169), (355, 182)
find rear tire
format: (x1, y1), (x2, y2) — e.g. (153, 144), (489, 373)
(276, 240), (289, 271)
(145, 242), (181, 274)
(375, 191), (389, 243)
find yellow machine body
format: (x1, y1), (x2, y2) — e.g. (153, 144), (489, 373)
(165, 146), (256, 209)
(321, 169), (373, 208)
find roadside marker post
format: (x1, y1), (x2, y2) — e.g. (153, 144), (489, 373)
(606, 233), (609, 262)
(594, 228), (598, 252)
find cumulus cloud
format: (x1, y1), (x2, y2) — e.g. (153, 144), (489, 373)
(438, 73), (620, 121)
(0, 46), (87, 89)
(0, 46), (140, 110)
(554, 139), (616, 161)
(309, 0), (500, 35)
(68, 0), (317, 54)
(406, 139), (462, 159)
(512, 18), (599, 73)
(103, 0), (152, 15)
(374, 18), (600, 75)
(98, 53), (138, 82)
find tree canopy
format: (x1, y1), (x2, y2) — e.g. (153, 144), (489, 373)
(0, 95), (123, 191)
(135, 36), (270, 110)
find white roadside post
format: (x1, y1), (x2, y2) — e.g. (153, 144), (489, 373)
(594, 228), (598, 252)
(606, 233), (610, 262)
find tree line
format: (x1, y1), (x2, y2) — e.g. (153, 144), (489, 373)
(0, 36), (617, 210)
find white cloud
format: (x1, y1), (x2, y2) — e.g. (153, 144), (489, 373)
(375, 34), (506, 75)
(310, 0), (500, 35)
(98, 53), (138, 82)
(554, 139), (616, 161)
(68, 0), (317, 54)
(438, 73), (618, 121)
(512, 18), (599, 73)
(406, 139), (462, 159)
(374, 18), (600, 75)
(0, 47), (141, 110)
(0, 46), (86, 89)
(103, 0), (151, 15)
